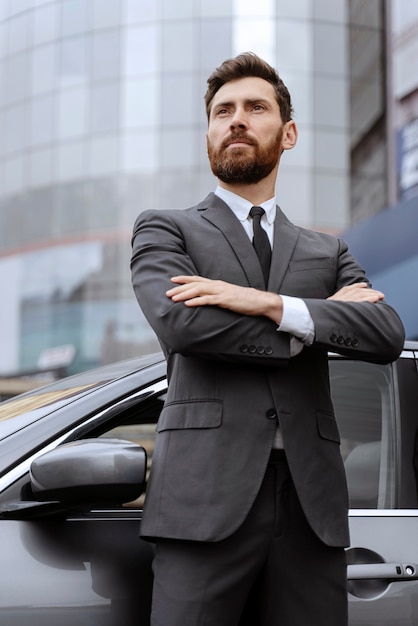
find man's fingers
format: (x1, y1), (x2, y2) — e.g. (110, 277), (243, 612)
(328, 283), (385, 302)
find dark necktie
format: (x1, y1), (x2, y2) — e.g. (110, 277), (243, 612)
(250, 206), (271, 285)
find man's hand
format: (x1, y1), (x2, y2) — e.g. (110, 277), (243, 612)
(328, 282), (384, 303)
(167, 275), (284, 324)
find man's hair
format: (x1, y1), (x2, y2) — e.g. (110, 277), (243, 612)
(204, 52), (294, 123)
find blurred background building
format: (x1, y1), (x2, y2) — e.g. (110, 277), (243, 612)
(0, 0), (416, 386)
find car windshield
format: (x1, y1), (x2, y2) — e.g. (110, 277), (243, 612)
(0, 354), (163, 437)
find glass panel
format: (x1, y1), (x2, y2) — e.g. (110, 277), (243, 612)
(28, 147), (53, 188)
(274, 167), (313, 226)
(276, 0), (311, 19)
(0, 23), (6, 60)
(121, 77), (159, 129)
(9, 0), (30, 15)
(61, 0), (90, 37)
(120, 131), (158, 172)
(92, 29), (120, 81)
(314, 75), (348, 129)
(123, 24), (160, 76)
(314, 129), (348, 170)
(161, 73), (194, 126)
(33, 3), (58, 45)
(200, 0), (232, 18)
(276, 20), (312, 74)
(90, 82), (119, 133)
(233, 17), (275, 63)
(4, 155), (24, 195)
(163, 0), (193, 19)
(92, 0), (121, 28)
(162, 22), (194, 73)
(329, 359), (396, 509)
(8, 12), (30, 54)
(5, 52), (28, 104)
(30, 94), (54, 146)
(232, 0), (274, 17)
(57, 88), (88, 139)
(4, 102), (26, 154)
(0, 2), (9, 21)
(123, 0), (161, 23)
(59, 35), (89, 87)
(161, 128), (194, 168)
(314, 22), (347, 76)
(314, 172), (349, 229)
(88, 134), (119, 177)
(55, 140), (86, 182)
(0, 111), (4, 157)
(31, 43), (56, 96)
(314, 0), (345, 22)
(199, 19), (231, 71)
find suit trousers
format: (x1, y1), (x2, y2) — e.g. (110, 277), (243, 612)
(150, 451), (348, 626)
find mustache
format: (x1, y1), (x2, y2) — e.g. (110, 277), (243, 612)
(221, 133), (256, 149)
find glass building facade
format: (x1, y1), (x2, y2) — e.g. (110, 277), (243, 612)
(0, 0), (369, 375)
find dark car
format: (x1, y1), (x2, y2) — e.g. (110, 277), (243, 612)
(0, 343), (418, 625)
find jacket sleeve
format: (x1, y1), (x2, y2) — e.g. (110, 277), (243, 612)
(130, 210), (291, 367)
(303, 238), (405, 363)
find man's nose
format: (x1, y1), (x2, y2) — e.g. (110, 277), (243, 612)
(230, 108), (248, 129)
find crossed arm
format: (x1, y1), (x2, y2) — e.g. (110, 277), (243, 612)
(166, 275), (385, 325)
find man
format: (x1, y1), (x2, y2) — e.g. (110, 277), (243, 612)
(131, 53), (405, 626)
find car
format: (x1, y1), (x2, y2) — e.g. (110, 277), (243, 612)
(0, 342), (417, 625)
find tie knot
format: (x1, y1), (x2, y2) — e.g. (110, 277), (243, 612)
(250, 206), (265, 220)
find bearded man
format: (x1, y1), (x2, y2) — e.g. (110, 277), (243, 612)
(131, 52), (405, 626)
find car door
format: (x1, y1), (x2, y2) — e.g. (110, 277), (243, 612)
(330, 348), (418, 625)
(0, 379), (167, 626)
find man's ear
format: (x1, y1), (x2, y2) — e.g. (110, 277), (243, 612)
(281, 120), (298, 151)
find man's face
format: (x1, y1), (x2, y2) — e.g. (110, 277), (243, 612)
(206, 76), (288, 185)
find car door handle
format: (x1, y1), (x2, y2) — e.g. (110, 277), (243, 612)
(348, 563), (418, 580)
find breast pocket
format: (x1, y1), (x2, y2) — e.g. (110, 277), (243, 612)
(288, 257), (334, 272)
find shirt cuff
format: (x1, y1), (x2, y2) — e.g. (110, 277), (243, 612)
(278, 295), (315, 345)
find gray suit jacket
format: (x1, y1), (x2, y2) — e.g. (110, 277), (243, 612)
(131, 193), (405, 547)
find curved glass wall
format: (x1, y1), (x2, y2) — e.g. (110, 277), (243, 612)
(0, 0), (350, 375)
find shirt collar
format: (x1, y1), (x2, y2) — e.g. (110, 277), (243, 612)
(214, 186), (276, 225)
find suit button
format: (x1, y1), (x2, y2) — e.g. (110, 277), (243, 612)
(240, 344), (249, 353)
(330, 333), (338, 343)
(248, 345), (257, 354)
(265, 346), (273, 355)
(337, 335), (344, 345)
(344, 337), (352, 346)
(352, 338), (359, 348)
(256, 345), (265, 354)
(266, 408), (277, 419)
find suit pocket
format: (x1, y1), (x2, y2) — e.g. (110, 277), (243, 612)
(316, 410), (340, 443)
(157, 400), (222, 432)
(288, 257), (333, 272)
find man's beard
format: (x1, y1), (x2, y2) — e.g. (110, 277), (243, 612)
(207, 129), (283, 185)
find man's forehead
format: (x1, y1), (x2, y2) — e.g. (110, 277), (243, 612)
(212, 76), (277, 106)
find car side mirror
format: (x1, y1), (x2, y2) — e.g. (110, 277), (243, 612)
(30, 438), (147, 505)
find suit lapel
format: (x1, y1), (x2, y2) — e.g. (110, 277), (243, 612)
(268, 207), (300, 293)
(198, 193), (266, 288)
(197, 194), (300, 293)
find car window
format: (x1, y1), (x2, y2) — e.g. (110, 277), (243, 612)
(329, 359), (396, 509)
(96, 392), (166, 508)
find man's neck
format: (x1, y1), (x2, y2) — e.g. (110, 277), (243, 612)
(216, 169), (277, 206)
